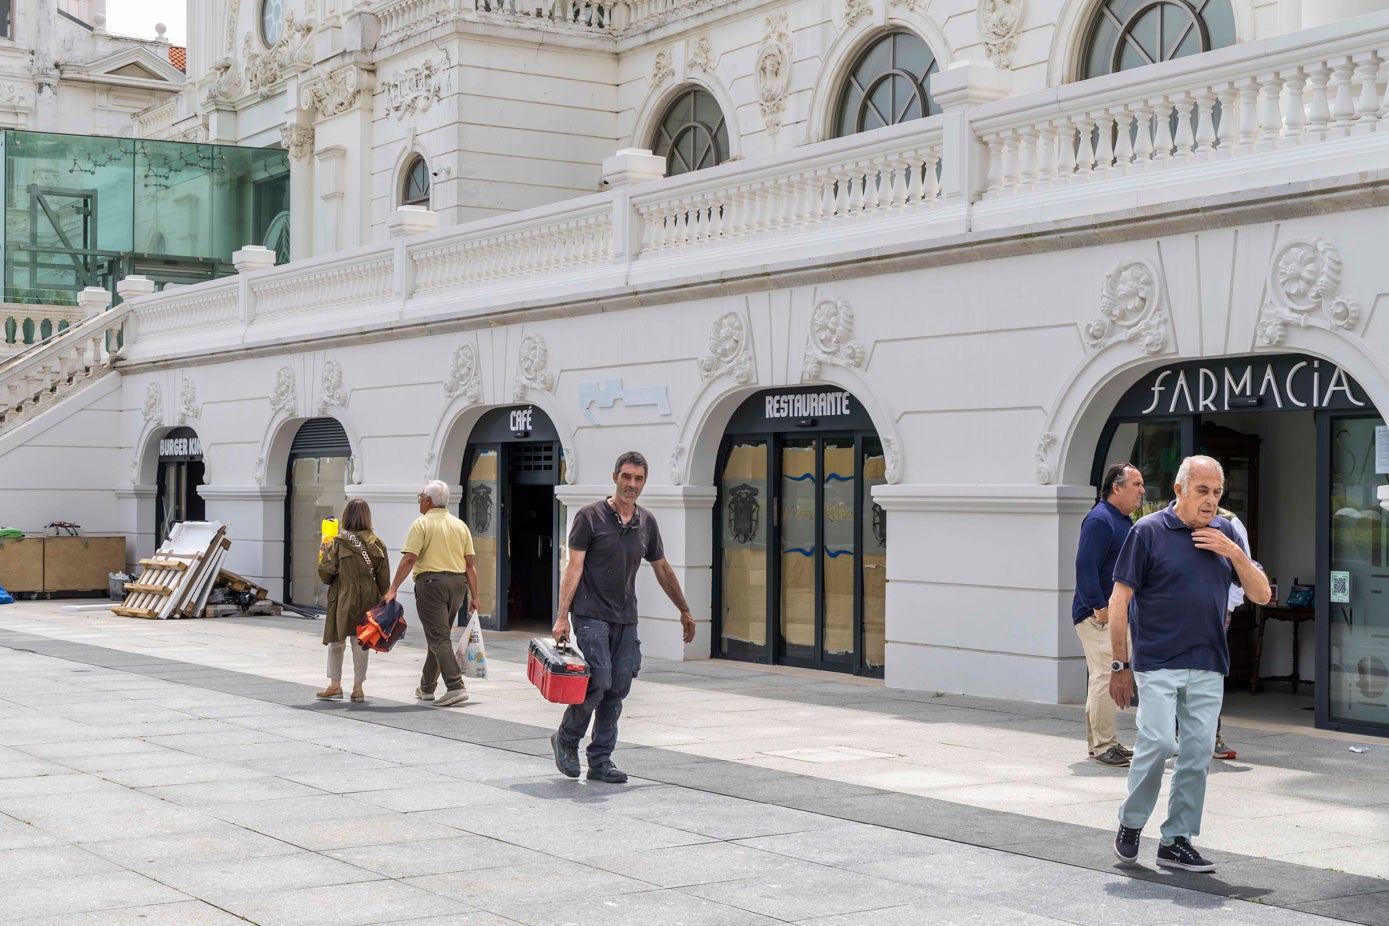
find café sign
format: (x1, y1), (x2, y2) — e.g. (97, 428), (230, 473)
(1113, 355), (1369, 418)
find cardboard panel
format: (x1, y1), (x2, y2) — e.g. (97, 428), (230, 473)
(0, 537), (44, 593)
(44, 536), (125, 593)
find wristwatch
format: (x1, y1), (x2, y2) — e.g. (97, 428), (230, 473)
(1110, 660), (1130, 672)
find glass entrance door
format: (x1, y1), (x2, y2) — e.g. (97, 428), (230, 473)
(779, 438), (818, 665)
(1323, 414), (1389, 734)
(464, 445), (500, 626)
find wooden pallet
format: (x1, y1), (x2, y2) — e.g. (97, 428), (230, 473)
(112, 522), (226, 620)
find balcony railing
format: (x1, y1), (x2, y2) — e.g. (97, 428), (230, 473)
(0, 303), (129, 436)
(118, 10), (1389, 363)
(374, 0), (728, 42)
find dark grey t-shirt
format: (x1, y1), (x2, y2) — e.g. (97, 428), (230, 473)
(569, 499), (664, 624)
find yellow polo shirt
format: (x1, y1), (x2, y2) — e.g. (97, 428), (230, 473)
(402, 508), (475, 577)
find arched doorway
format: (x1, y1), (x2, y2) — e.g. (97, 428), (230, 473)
(1092, 353), (1387, 737)
(283, 417), (351, 609)
(461, 405), (563, 631)
(714, 386), (886, 677)
(155, 427), (205, 545)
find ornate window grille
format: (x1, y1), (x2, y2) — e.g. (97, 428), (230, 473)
(1080, 0), (1236, 79)
(401, 155), (430, 208)
(834, 31), (940, 139)
(651, 87), (729, 177)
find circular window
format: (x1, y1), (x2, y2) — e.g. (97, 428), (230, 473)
(651, 87), (729, 178)
(261, 0), (285, 47)
(1080, 0), (1236, 79)
(835, 31), (939, 139)
(402, 156), (430, 208)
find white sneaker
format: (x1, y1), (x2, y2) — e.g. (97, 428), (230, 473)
(414, 686), (435, 702)
(435, 688), (470, 707)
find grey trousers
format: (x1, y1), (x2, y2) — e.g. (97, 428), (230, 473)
(326, 640), (368, 686)
(415, 571), (468, 693)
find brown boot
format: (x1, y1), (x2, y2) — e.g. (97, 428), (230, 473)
(315, 683), (343, 700)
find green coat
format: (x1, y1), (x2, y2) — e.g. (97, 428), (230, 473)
(317, 529), (390, 644)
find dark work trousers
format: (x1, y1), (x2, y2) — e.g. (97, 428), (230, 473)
(415, 571), (468, 693)
(558, 616), (641, 767)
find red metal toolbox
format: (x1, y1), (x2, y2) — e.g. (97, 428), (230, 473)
(527, 637), (590, 704)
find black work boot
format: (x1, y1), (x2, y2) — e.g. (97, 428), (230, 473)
(550, 731), (579, 778)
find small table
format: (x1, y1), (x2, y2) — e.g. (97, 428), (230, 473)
(1250, 604), (1315, 693)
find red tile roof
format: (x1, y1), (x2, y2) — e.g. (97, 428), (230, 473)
(169, 46), (186, 71)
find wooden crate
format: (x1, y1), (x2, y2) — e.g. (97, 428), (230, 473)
(43, 536), (126, 595)
(0, 536), (44, 594)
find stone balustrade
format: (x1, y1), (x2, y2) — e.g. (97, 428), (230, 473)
(1, 303), (83, 359)
(973, 13), (1389, 198)
(375, 0), (719, 41)
(632, 118), (946, 254)
(0, 303), (131, 436)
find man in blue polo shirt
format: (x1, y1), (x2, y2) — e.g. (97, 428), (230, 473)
(1072, 462), (1146, 767)
(1107, 455), (1269, 873)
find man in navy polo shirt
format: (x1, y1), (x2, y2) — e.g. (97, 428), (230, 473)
(550, 451), (697, 784)
(1107, 455), (1269, 872)
(1072, 462), (1146, 767)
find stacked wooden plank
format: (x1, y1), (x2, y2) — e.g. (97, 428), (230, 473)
(112, 521), (229, 620)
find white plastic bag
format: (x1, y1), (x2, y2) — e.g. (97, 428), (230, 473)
(457, 611), (488, 679)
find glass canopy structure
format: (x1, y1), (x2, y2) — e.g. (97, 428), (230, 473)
(1, 131), (289, 307)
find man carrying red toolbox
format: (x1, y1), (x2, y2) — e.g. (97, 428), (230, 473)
(550, 451), (697, 784)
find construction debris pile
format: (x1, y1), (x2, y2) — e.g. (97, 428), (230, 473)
(112, 521), (279, 620)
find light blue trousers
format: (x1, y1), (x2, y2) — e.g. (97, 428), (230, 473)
(1117, 668), (1224, 844)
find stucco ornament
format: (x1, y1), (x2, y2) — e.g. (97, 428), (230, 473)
(756, 13), (793, 137)
(687, 35), (714, 74)
(243, 12), (315, 96)
(269, 366), (296, 416)
(0, 83), (26, 108)
(890, 0), (926, 12)
(302, 65), (373, 119)
(562, 444), (578, 485)
(979, 0), (1025, 70)
(697, 311), (754, 384)
(318, 360), (347, 413)
(843, 0), (871, 28)
(279, 124), (314, 161)
(346, 455), (364, 486)
(670, 443), (686, 486)
(803, 298), (866, 380)
(651, 49), (674, 87)
(254, 455), (266, 485)
(512, 334), (556, 401)
(205, 57), (242, 104)
(224, 0), (241, 54)
(444, 343), (483, 403)
(142, 382), (161, 422)
(422, 451), (436, 483)
(882, 435), (900, 484)
(177, 378), (201, 425)
(1257, 238), (1362, 347)
(1083, 260), (1170, 355)
(1034, 431), (1056, 485)
(383, 57), (450, 120)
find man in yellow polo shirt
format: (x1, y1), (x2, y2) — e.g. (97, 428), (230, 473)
(384, 480), (479, 707)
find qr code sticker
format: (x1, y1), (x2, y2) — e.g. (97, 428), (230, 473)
(1331, 572), (1349, 601)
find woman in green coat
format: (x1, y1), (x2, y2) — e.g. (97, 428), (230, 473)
(315, 498), (390, 702)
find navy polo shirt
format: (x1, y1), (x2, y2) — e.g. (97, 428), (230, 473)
(1071, 499), (1133, 625)
(1112, 503), (1247, 675)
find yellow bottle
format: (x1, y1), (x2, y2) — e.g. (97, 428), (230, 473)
(320, 518), (339, 562)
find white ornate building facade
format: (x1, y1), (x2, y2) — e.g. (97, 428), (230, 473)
(5, 0), (1389, 736)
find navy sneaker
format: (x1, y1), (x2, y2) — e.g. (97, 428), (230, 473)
(1114, 824), (1141, 864)
(1157, 837), (1215, 872)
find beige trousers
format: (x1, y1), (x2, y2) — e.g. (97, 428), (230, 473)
(1075, 616), (1119, 755)
(327, 640), (369, 686)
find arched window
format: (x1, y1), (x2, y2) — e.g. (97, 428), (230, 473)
(835, 31), (940, 139)
(1080, 0), (1236, 80)
(401, 155), (430, 208)
(651, 87), (729, 177)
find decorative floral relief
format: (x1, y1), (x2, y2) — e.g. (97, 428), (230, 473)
(254, 454), (266, 485)
(882, 435), (900, 484)
(0, 82), (28, 108)
(318, 360), (347, 413)
(205, 57), (242, 104)
(1257, 238), (1362, 347)
(1082, 260), (1170, 355)
(302, 65), (372, 119)
(1034, 431), (1056, 485)
(687, 35), (714, 74)
(382, 57), (450, 121)
(843, 0), (871, 28)
(889, 0), (926, 12)
(444, 343), (482, 403)
(697, 312), (754, 384)
(423, 451), (436, 483)
(142, 382), (161, 422)
(803, 298), (866, 381)
(243, 11), (315, 96)
(979, 0), (1025, 70)
(756, 13), (793, 138)
(347, 454), (363, 486)
(670, 443), (686, 486)
(513, 334), (556, 401)
(279, 125), (314, 161)
(651, 49), (674, 87)
(269, 366), (296, 416)
(177, 378), (201, 425)
(562, 444), (578, 485)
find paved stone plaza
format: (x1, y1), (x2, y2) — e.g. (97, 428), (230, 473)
(1, 600), (1386, 925)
